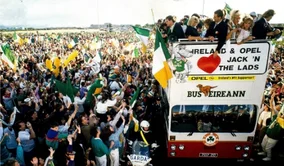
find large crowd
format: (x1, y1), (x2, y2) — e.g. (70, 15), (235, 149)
(0, 7), (284, 166)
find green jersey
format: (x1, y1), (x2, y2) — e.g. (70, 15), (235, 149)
(172, 58), (186, 72)
(266, 115), (284, 140)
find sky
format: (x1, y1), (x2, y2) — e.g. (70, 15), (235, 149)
(0, 0), (283, 27)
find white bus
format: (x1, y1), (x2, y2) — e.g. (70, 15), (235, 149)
(165, 40), (271, 160)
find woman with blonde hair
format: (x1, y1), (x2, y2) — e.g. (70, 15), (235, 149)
(185, 16), (202, 41)
(226, 10), (241, 40)
(236, 16), (255, 45)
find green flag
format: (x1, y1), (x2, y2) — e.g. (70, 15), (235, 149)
(66, 76), (76, 102)
(224, 3), (232, 15)
(1, 43), (17, 70)
(84, 53), (90, 63)
(94, 36), (99, 42)
(130, 87), (140, 108)
(133, 47), (139, 58)
(86, 79), (104, 105)
(13, 32), (18, 41)
(132, 26), (150, 46)
(55, 76), (78, 102)
(73, 37), (79, 43)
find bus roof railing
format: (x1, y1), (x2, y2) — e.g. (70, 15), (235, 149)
(177, 39), (270, 45)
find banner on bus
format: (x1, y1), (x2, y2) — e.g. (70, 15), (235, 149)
(171, 41), (270, 83)
(168, 80), (267, 103)
(188, 75), (256, 81)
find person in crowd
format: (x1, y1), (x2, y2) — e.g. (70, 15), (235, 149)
(91, 126), (112, 166)
(258, 91), (284, 161)
(17, 121), (36, 165)
(2, 84), (16, 114)
(257, 100), (272, 146)
(78, 112), (98, 148)
(103, 115), (125, 166)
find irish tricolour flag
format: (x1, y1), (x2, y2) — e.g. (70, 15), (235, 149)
(1, 43), (18, 70)
(132, 26), (150, 46)
(152, 30), (173, 88)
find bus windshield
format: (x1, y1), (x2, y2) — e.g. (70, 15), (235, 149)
(171, 104), (257, 133)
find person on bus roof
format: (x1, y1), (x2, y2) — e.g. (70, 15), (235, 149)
(252, 9), (281, 40)
(205, 9), (228, 58)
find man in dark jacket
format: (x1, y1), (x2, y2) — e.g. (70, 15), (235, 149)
(164, 15), (186, 42)
(205, 9), (228, 58)
(252, 9), (281, 40)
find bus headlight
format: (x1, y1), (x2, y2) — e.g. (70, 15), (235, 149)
(244, 146), (250, 151)
(235, 145), (241, 151)
(171, 145), (176, 150)
(170, 152), (176, 156)
(243, 153), (248, 158)
(179, 145), (184, 150)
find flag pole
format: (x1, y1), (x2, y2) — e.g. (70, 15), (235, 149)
(150, 9), (161, 33)
(151, 9), (156, 26)
(202, 0), (205, 15)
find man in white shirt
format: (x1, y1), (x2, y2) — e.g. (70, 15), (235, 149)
(74, 91), (87, 114)
(110, 78), (121, 92)
(96, 98), (117, 115)
(258, 107), (272, 128)
(257, 103), (272, 145)
(63, 95), (72, 109)
(17, 121), (36, 162)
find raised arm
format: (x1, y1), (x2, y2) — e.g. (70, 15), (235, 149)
(27, 122), (36, 139)
(0, 121), (3, 139)
(66, 105), (78, 127)
(44, 148), (55, 166)
(16, 138), (25, 166)
(109, 108), (123, 127)
(116, 115), (126, 135)
(269, 91), (277, 117)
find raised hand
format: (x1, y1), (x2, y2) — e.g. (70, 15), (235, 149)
(26, 122), (32, 128)
(49, 147), (55, 157)
(30, 157), (38, 165)
(67, 135), (73, 144)
(76, 125), (81, 133)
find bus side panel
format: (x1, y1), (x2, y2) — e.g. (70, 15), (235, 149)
(168, 141), (252, 159)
